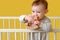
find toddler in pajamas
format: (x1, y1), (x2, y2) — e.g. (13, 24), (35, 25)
(19, 0), (52, 40)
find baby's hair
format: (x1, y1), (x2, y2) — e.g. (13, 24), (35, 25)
(32, 0), (48, 9)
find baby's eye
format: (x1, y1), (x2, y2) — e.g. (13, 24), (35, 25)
(32, 11), (35, 13)
(37, 11), (40, 13)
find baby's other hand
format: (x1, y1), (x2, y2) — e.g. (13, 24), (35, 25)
(34, 21), (40, 25)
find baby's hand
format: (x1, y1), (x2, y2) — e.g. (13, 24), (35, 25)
(34, 21), (40, 26)
(25, 15), (34, 23)
(25, 23), (31, 26)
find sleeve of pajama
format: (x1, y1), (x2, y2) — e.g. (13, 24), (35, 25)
(41, 18), (52, 32)
(19, 15), (26, 23)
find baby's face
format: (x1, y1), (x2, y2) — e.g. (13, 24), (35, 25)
(32, 4), (48, 20)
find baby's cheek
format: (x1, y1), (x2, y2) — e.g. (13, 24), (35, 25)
(32, 14), (35, 17)
(38, 15), (44, 20)
(38, 14), (41, 17)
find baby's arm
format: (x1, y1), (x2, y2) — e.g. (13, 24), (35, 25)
(25, 22), (40, 30)
(19, 15), (26, 23)
(41, 19), (52, 32)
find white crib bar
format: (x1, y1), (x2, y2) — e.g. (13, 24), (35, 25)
(46, 32), (49, 40)
(14, 19), (16, 29)
(0, 33), (1, 40)
(8, 32), (10, 40)
(39, 32), (40, 40)
(54, 19), (56, 40)
(8, 19), (10, 28)
(31, 32), (32, 40)
(2, 19), (4, 28)
(54, 32), (56, 40)
(14, 19), (16, 40)
(20, 22), (24, 40)
(7, 19), (10, 40)
(23, 32), (25, 40)
(20, 22), (22, 40)
(26, 32), (27, 40)
(15, 32), (16, 40)
(2, 19), (6, 40)
(46, 23), (49, 40)
(20, 32), (23, 40)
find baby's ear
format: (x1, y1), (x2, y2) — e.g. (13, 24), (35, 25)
(45, 9), (48, 14)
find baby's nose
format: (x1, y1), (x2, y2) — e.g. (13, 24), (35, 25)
(35, 13), (38, 16)
(34, 16), (38, 20)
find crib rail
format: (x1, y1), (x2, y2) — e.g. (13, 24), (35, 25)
(0, 16), (60, 19)
(0, 16), (60, 40)
(0, 29), (60, 32)
(0, 16), (19, 19)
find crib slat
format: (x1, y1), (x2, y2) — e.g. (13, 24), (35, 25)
(20, 21), (22, 29)
(23, 32), (24, 40)
(3, 19), (6, 40)
(20, 22), (23, 40)
(46, 32), (49, 40)
(42, 32), (45, 40)
(54, 19), (56, 40)
(46, 23), (49, 40)
(15, 32), (16, 40)
(14, 19), (16, 29)
(14, 19), (16, 40)
(7, 19), (10, 40)
(31, 32), (32, 40)
(2, 19), (4, 29)
(20, 30), (22, 40)
(8, 19), (10, 28)
(0, 33), (1, 40)
(38, 32), (40, 40)
(26, 32), (27, 40)
(54, 32), (56, 40)
(8, 32), (10, 40)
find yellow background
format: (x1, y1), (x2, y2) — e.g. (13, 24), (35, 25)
(0, 0), (60, 40)
(0, 0), (60, 16)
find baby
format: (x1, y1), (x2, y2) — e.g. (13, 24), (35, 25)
(19, 0), (52, 40)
